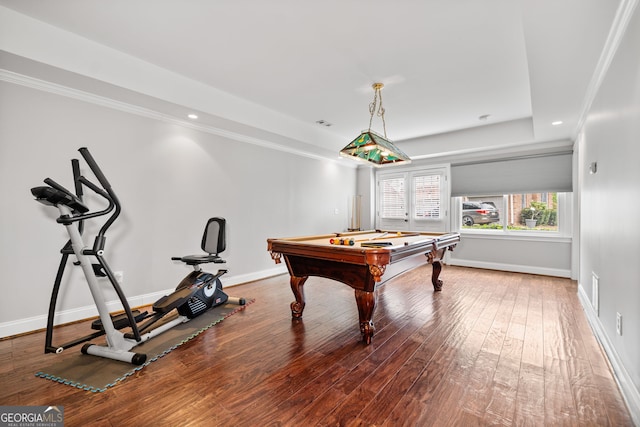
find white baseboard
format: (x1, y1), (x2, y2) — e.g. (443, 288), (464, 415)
(0, 290), (168, 339)
(0, 266), (288, 339)
(223, 266), (287, 288)
(577, 284), (640, 426)
(449, 258), (571, 278)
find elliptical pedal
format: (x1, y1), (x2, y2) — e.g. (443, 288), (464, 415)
(91, 310), (148, 331)
(152, 286), (199, 314)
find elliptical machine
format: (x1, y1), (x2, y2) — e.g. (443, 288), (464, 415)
(31, 147), (244, 365)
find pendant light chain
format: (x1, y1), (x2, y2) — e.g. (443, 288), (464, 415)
(367, 83), (388, 138)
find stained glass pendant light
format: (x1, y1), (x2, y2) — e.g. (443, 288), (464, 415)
(340, 83), (411, 167)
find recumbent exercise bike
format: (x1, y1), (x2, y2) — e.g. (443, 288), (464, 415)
(31, 147), (244, 365)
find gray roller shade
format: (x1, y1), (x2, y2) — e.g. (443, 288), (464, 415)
(451, 153), (572, 196)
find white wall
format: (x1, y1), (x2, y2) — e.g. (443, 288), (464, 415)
(355, 167), (375, 230)
(576, 3), (640, 421)
(450, 235), (572, 278)
(0, 80), (357, 337)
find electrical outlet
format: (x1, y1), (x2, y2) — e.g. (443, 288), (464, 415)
(592, 273), (599, 314)
(616, 312), (622, 335)
(114, 271), (124, 284)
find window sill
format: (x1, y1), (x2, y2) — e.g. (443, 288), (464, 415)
(459, 229), (571, 243)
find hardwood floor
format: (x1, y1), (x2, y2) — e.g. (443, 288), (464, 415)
(0, 266), (634, 426)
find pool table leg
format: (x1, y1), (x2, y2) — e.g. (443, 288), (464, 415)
(427, 245), (448, 292)
(355, 289), (376, 344)
(290, 276), (308, 318)
(431, 260), (443, 291)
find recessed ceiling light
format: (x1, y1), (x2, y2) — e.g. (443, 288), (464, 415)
(552, 120), (563, 126)
(187, 113), (198, 120)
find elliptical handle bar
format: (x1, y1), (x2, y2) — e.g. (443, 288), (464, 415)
(72, 159), (85, 234)
(79, 147), (112, 191)
(42, 177), (115, 224)
(78, 147), (122, 252)
(44, 176), (113, 212)
(43, 177), (79, 201)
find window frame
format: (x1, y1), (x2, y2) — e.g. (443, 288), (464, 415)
(376, 164), (450, 232)
(452, 192), (572, 239)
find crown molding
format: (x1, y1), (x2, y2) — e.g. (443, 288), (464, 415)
(574, 0), (640, 138)
(0, 68), (353, 167)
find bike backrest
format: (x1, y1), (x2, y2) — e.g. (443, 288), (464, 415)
(201, 217), (226, 255)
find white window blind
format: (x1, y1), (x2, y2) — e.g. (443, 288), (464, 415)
(414, 174), (441, 219)
(380, 177), (405, 219)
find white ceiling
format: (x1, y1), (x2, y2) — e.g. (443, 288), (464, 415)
(0, 0), (623, 160)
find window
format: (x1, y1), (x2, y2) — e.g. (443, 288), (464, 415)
(377, 166), (449, 231)
(461, 198), (502, 229)
(458, 192), (568, 234)
(380, 177), (405, 219)
(413, 174), (441, 219)
(450, 152), (572, 236)
(512, 193), (558, 231)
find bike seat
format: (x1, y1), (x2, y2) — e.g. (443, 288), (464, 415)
(172, 254), (226, 266)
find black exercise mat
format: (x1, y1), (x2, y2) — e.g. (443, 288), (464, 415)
(35, 300), (253, 392)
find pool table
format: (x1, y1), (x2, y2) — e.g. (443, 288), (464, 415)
(267, 230), (460, 344)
